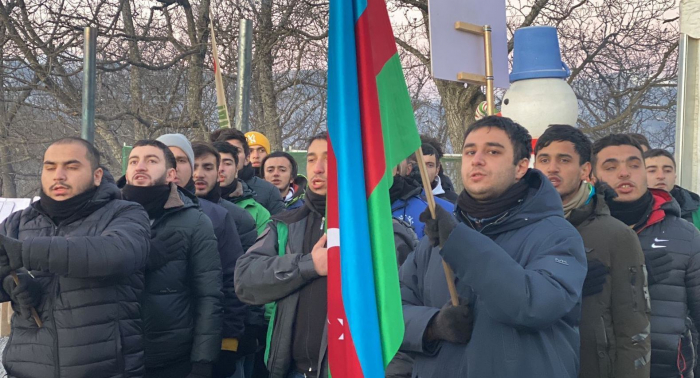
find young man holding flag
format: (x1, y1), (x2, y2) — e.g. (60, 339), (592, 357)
(401, 116), (586, 377)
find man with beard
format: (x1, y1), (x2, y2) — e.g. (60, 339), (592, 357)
(121, 140), (222, 378)
(592, 134), (700, 378)
(400, 116), (586, 377)
(0, 137), (150, 378)
(645, 149), (700, 230)
(390, 158), (454, 239)
(262, 151), (306, 210)
(235, 132), (330, 378)
(211, 129), (285, 215)
(245, 131), (270, 177)
(534, 125), (651, 378)
(213, 142), (271, 235)
(155, 135), (249, 377)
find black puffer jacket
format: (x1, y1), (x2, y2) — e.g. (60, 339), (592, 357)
(0, 182), (151, 378)
(630, 189), (700, 378)
(142, 185), (223, 368)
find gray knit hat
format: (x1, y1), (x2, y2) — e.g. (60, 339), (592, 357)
(156, 133), (194, 171)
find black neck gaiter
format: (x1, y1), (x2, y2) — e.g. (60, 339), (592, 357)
(39, 185), (98, 224)
(238, 164), (255, 181)
(221, 180), (238, 199)
(202, 182), (222, 203)
(457, 179), (529, 219)
(184, 178), (196, 195)
(121, 184), (171, 220)
(608, 190), (653, 227)
(305, 189), (326, 216)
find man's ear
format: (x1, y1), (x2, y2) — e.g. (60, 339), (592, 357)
(93, 167), (104, 186)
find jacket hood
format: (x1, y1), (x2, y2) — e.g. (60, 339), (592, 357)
(671, 185), (700, 218)
(456, 169), (564, 235)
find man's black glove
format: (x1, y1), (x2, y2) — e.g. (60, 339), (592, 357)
(147, 230), (187, 271)
(187, 363), (212, 378)
(582, 259), (609, 297)
(419, 205), (458, 247)
(645, 249), (673, 285)
(424, 300), (474, 344)
(0, 234), (23, 271)
(2, 273), (41, 320)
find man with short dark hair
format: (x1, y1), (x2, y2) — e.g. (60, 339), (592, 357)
(213, 142), (271, 235)
(535, 125), (650, 378)
(592, 134), (700, 378)
(628, 133), (651, 152)
(211, 129), (285, 215)
(415, 143), (458, 203)
(0, 137), (151, 378)
(401, 116), (586, 377)
(644, 149), (700, 229)
(156, 135), (249, 378)
(121, 140), (223, 378)
(262, 151), (306, 210)
(236, 131), (330, 378)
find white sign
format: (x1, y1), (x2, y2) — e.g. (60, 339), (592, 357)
(428, 0), (509, 89)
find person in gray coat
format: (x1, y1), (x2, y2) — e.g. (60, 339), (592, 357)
(401, 116), (586, 378)
(0, 137), (151, 378)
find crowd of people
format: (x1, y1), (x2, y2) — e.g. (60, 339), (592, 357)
(0, 116), (697, 378)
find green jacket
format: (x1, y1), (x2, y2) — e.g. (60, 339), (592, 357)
(224, 179), (271, 235)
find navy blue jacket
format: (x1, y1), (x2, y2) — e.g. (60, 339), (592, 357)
(392, 191), (454, 239)
(199, 198), (246, 339)
(400, 170), (586, 378)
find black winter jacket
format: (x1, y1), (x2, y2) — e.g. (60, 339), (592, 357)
(141, 184), (223, 368)
(0, 182), (151, 378)
(629, 189), (700, 378)
(216, 198), (257, 252)
(199, 198), (246, 339)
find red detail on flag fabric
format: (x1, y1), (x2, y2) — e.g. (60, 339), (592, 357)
(531, 139), (537, 154)
(364, 0), (398, 76)
(327, 139), (364, 378)
(355, 12), (387, 194)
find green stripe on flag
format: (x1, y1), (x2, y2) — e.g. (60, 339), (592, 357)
(371, 52), (420, 366)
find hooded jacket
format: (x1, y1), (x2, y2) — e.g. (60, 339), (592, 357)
(629, 189), (700, 378)
(400, 169), (586, 378)
(568, 192), (651, 378)
(0, 181), (150, 378)
(671, 185), (700, 230)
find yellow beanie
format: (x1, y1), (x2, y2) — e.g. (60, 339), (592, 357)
(245, 131), (271, 154)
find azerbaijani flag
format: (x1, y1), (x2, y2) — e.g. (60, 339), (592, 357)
(326, 0), (421, 375)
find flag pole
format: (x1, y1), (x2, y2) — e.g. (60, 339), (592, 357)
(209, 12), (232, 129)
(414, 148), (459, 306)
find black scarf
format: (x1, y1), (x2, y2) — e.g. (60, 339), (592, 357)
(389, 175), (420, 204)
(457, 179), (529, 219)
(201, 182), (222, 203)
(305, 189), (326, 217)
(121, 184), (171, 220)
(221, 180), (238, 199)
(670, 186), (686, 207)
(184, 178), (196, 194)
(39, 185), (98, 224)
(608, 190), (653, 227)
(238, 164), (255, 181)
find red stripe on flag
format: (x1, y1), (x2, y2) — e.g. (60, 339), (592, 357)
(365, 0), (398, 76)
(355, 11), (387, 194)
(327, 139), (364, 378)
